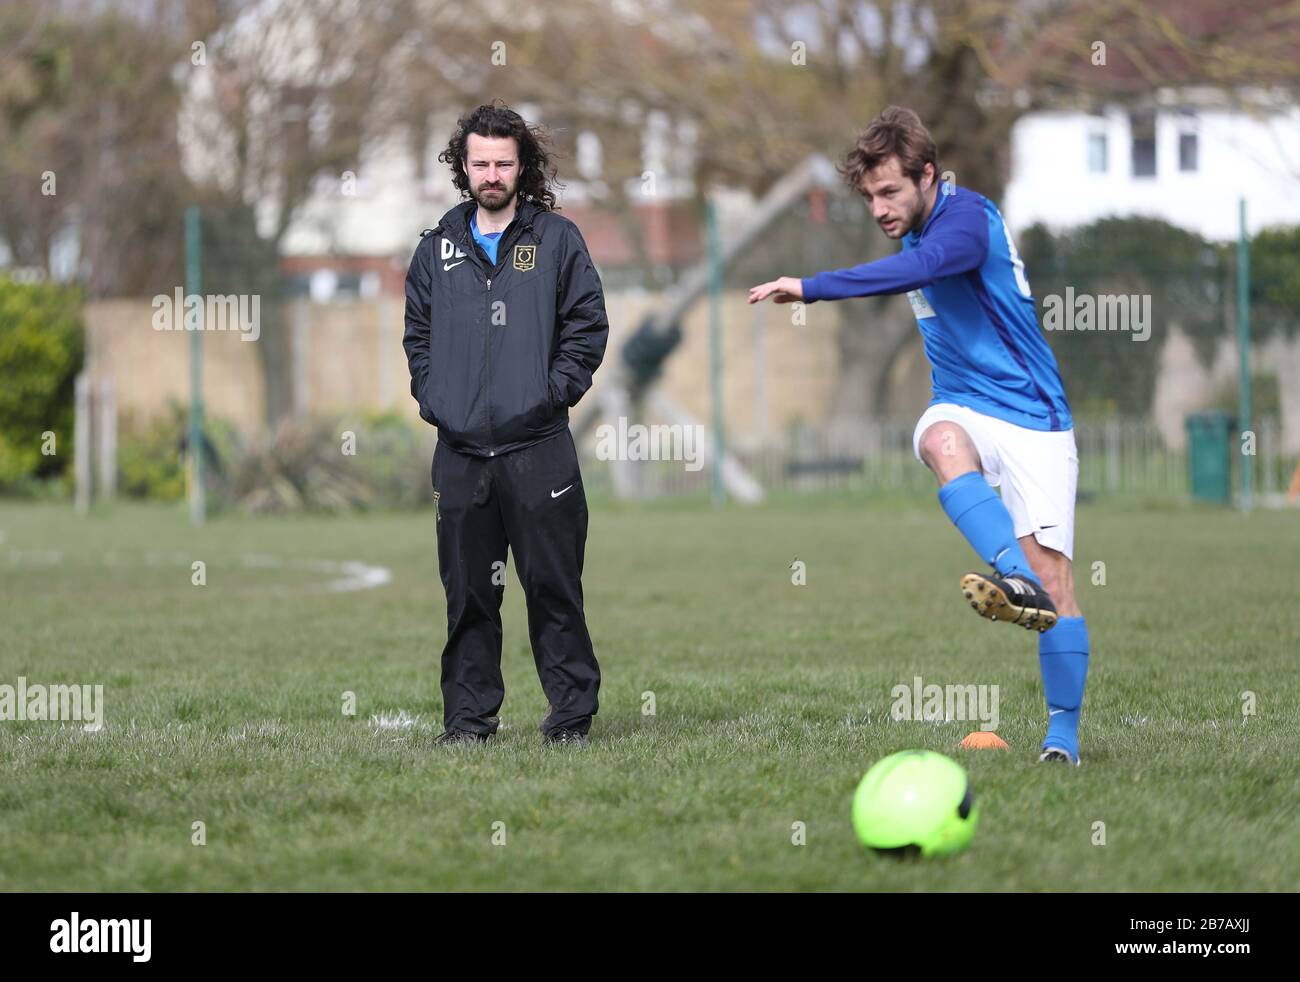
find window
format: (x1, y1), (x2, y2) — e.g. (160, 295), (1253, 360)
(576, 131), (603, 180)
(1130, 112), (1156, 177)
(1087, 132), (1108, 173)
(1178, 111), (1199, 172)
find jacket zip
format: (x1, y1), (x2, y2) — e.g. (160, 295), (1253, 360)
(485, 273), (493, 455)
(479, 214), (533, 456)
(444, 203), (536, 457)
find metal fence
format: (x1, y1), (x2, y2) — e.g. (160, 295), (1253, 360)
(580, 417), (1295, 502)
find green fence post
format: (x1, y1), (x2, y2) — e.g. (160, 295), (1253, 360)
(1236, 197), (1252, 512)
(707, 198), (725, 506)
(186, 205), (206, 527)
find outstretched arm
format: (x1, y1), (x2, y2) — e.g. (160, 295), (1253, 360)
(749, 200), (989, 305)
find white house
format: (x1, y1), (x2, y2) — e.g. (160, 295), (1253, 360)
(1002, 87), (1300, 240)
(1002, 87), (1300, 459)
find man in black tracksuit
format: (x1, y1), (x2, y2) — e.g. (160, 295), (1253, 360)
(402, 104), (608, 746)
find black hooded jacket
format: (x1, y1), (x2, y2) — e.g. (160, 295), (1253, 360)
(402, 197), (609, 457)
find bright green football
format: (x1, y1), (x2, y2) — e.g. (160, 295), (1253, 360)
(852, 750), (979, 858)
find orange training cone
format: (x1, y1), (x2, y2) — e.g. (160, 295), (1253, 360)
(960, 731), (1009, 750)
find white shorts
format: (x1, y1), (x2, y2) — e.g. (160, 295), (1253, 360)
(912, 403), (1079, 559)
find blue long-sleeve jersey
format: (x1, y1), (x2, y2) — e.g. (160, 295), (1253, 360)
(801, 186), (1072, 432)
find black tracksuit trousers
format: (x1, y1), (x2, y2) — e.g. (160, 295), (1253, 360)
(432, 430), (599, 737)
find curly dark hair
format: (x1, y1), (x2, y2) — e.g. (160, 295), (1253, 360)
(438, 101), (562, 211)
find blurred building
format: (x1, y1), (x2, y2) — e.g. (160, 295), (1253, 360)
(1003, 88), (1300, 238)
(995, 0), (1300, 238)
(272, 108), (704, 300)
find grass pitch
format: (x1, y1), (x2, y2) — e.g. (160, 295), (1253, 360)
(0, 493), (1296, 891)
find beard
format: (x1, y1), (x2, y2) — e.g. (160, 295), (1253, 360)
(471, 179), (517, 213)
(881, 197), (924, 238)
(903, 201), (925, 235)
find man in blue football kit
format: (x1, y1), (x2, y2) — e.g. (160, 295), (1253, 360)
(749, 106), (1089, 765)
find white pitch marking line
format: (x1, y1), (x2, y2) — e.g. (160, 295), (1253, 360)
(1, 550), (392, 593)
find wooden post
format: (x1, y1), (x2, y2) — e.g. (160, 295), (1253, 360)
(75, 372), (91, 515)
(96, 378), (116, 500)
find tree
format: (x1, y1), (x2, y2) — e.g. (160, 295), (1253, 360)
(176, 0), (416, 424)
(0, 0), (189, 295)
(1019, 217), (1230, 416)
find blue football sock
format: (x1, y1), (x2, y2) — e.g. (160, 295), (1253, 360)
(937, 471), (1035, 579)
(1040, 616), (1089, 757)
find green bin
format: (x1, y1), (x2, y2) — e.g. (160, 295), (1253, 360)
(1186, 411), (1234, 504)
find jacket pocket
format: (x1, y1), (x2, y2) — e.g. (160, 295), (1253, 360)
(545, 373), (563, 415)
(423, 304), (457, 430)
(418, 371), (444, 429)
